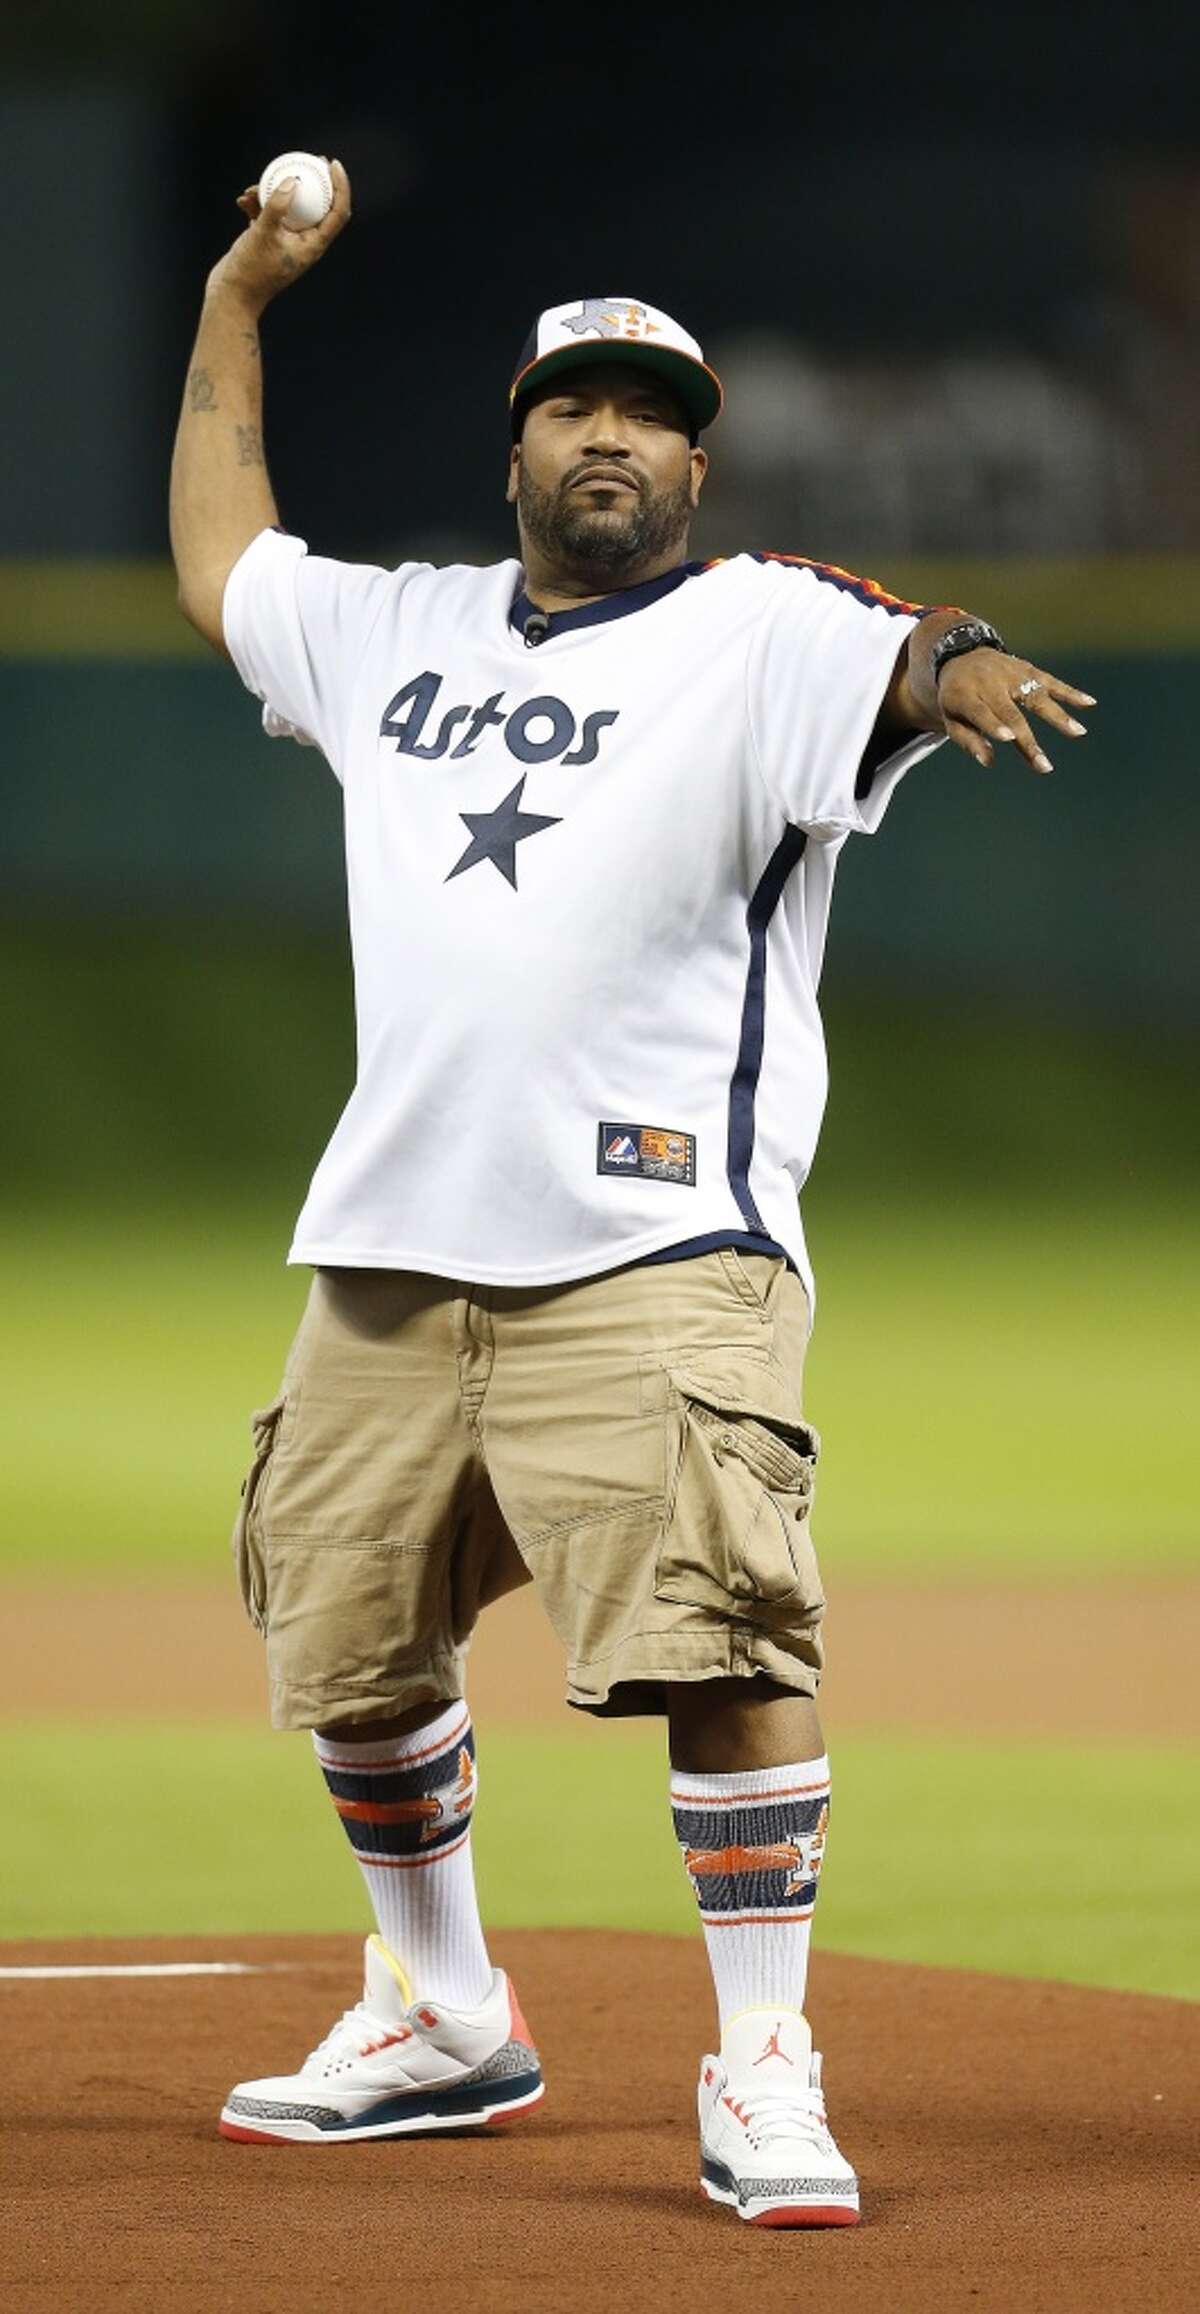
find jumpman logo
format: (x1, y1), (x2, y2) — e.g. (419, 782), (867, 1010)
(752, 2020), (794, 2067)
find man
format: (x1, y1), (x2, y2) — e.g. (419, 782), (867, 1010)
(170, 162), (1094, 2227)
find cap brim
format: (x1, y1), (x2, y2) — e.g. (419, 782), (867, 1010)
(510, 341), (722, 436)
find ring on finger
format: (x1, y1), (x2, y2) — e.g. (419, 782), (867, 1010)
(1015, 677), (1042, 699)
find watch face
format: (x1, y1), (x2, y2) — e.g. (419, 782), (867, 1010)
(931, 620), (1006, 685)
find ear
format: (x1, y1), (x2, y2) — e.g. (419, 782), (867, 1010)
(506, 443), (521, 505)
(688, 445), (708, 509)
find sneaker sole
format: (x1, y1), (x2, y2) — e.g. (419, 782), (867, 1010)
(700, 2171), (860, 2227)
(219, 2072), (544, 2145)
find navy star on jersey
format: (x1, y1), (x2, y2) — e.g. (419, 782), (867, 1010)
(446, 776), (562, 889)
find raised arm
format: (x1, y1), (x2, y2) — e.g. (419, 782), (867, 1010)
(169, 159), (351, 656)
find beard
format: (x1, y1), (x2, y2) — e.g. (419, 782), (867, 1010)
(517, 463), (694, 585)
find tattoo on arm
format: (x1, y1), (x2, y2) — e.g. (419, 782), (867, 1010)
(239, 329), (260, 360)
(235, 423), (265, 467)
(188, 366), (218, 412)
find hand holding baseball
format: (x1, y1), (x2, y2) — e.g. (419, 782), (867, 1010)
(205, 156), (351, 315)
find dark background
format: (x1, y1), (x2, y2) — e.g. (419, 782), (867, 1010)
(4, 2), (1199, 558)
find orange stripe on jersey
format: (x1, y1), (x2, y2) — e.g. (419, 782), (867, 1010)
(754, 549), (945, 619)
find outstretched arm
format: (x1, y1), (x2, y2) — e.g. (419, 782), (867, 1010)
(169, 160), (351, 656)
(879, 608), (1097, 776)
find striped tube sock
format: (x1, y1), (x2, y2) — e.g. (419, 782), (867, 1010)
(312, 1701), (493, 2009)
(670, 1754), (831, 2031)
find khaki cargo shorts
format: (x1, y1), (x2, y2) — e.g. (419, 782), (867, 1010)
(231, 1249), (826, 1731)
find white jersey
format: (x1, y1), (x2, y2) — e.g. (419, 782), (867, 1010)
(223, 528), (945, 1313)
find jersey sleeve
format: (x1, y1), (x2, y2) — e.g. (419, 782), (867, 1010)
(745, 554), (949, 836)
(221, 526), (398, 779)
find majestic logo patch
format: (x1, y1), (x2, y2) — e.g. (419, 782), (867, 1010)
(597, 1123), (696, 1186)
(561, 297), (662, 343)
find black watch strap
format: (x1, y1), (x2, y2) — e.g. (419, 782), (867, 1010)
(929, 618), (1008, 686)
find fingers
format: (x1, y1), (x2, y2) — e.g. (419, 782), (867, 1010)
(329, 158), (352, 218)
(944, 698), (1051, 775)
(941, 656), (1099, 777)
(262, 161), (349, 248)
(321, 159), (352, 243)
(221, 156), (349, 307)
(1026, 666), (1097, 710)
(944, 716), (995, 769)
(996, 664), (1100, 771)
(263, 176), (301, 226)
(982, 700), (1052, 774)
(236, 160), (349, 232)
(1021, 691), (1086, 741)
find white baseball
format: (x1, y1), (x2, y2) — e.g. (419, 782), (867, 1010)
(258, 151), (333, 230)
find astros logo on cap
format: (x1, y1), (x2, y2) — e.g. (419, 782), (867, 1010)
(509, 296), (723, 438)
(560, 298), (663, 344)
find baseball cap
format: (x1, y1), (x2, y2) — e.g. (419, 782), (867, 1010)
(510, 297), (723, 440)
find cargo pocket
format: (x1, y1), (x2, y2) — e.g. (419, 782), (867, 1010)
(230, 1392), (287, 1635)
(655, 1362), (823, 1625)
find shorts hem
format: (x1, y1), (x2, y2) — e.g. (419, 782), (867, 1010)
(565, 1625), (823, 1718)
(267, 1655), (465, 1733)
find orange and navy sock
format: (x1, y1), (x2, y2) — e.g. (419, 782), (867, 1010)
(670, 1753), (831, 2031)
(313, 1701), (493, 2008)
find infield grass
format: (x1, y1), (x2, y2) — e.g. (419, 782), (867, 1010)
(4, 1721), (1195, 2002)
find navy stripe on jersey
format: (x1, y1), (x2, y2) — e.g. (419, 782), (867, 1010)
(751, 549), (938, 619)
(727, 825), (808, 1236)
(631, 1230), (797, 1274)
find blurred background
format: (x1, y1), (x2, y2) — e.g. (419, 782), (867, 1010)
(2, 4), (1196, 1993)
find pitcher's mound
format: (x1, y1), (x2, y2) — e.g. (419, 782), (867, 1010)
(1, 1930), (1195, 2314)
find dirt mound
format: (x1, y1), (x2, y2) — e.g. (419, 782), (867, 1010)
(1, 1931), (1194, 2313)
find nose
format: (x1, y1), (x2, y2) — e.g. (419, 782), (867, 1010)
(580, 413), (633, 457)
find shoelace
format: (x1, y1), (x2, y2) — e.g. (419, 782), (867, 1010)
(304, 1999), (394, 2068)
(733, 2084), (833, 2151)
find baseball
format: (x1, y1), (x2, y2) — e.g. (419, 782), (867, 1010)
(258, 151), (333, 230)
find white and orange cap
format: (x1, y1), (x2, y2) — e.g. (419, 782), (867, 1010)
(509, 296), (723, 440)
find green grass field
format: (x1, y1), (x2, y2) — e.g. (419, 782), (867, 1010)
(6, 1721), (1196, 2001)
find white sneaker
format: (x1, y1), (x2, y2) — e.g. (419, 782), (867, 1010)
(698, 2006), (860, 2226)
(219, 1934), (544, 2143)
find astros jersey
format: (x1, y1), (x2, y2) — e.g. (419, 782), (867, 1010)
(222, 530), (946, 1314)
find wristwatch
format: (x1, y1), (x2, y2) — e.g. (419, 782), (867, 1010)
(929, 618), (1008, 687)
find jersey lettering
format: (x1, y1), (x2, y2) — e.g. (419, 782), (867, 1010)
(506, 694), (576, 764)
(379, 670), (441, 748)
(379, 673), (619, 768)
(410, 703), (472, 760)
(450, 693), (507, 758)
(563, 709), (620, 766)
